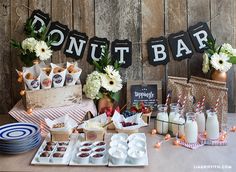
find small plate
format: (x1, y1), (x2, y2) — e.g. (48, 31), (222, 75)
(0, 123), (40, 141)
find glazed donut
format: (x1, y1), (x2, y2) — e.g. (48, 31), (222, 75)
(25, 72), (34, 80)
(71, 69), (78, 73)
(67, 65), (75, 73)
(53, 67), (64, 74)
(43, 67), (51, 76)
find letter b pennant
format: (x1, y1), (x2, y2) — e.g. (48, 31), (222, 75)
(147, 37), (169, 66)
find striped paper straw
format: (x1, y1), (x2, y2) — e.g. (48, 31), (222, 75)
(200, 96), (205, 113)
(165, 93), (170, 106)
(214, 98), (220, 112)
(195, 102), (201, 112)
(177, 94), (182, 106)
(180, 96), (187, 116)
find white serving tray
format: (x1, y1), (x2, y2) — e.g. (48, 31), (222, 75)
(31, 134), (80, 166)
(69, 139), (109, 166)
(69, 154), (109, 166)
(108, 154), (148, 167)
(108, 133), (149, 167)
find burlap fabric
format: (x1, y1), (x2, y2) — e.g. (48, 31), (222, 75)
(168, 76), (228, 130)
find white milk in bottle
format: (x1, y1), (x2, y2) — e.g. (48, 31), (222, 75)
(172, 116), (185, 137)
(206, 109), (219, 140)
(155, 104), (168, 134)
(196, 111), (206, 133)
(169, 103), (180, 132)
(184, 112), (198, 143)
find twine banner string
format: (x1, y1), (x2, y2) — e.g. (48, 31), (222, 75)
(18, 4), (223, 45)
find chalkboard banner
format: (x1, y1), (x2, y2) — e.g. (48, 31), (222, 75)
(131, 84), (158, 110)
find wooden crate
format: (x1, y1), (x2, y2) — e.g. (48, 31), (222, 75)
(83, 128), (105, 141)
(22, 84), (82, 110)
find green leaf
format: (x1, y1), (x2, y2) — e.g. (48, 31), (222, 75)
(97, 92), (104, 99)
(20, 52), (37, 67)
(229, 57), (236, 64)
(110, 92), (120, 102)
(93, 60), (103, 72)
(10, 39), (22, 49)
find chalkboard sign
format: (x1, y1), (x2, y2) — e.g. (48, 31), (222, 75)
(131, 84), (158, 110)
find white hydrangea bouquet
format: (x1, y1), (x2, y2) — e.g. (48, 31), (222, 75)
(11, 19), (55, 66)
(83, 46), (122, 102)
(202, 38), (236, 73)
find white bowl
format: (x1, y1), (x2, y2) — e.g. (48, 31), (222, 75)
(90, 152), (105, 164)
(110, 140), (128, 150)
(108, 147), (127, 165)
(128, 133), (146, 142)
(111, 133), (128, 142)
(78, 146), (93, 154)
(127, 147), (146, 164)
(92, 146), (106, 154)
(75, 152), (90, 164)
(79, 141), (94, 148)
(128, 139), (146, 149)
(51, 152), (65, 163)
(38, 151), (51, 163)
(93, 141), (106, 148)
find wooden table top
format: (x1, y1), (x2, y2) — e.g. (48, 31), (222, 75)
(0, 114), (236, 172)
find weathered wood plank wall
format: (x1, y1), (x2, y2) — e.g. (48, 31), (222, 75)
(0, 0), (235, 114)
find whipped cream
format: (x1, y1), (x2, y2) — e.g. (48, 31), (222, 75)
(111, 150), (126, 159)
(129, 150), (145, 158)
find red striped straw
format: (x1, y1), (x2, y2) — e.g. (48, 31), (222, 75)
(200, 96), (205, 113)
(177, 94), (182, 106)
(214, 98), (220, 112)
(165, 93), (170, 106)
(195, 102), (201, 112)
(180, 96), (187, 115)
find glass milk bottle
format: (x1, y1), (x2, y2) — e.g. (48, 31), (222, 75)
(195, 111), (206, 133)
(184, 112), (198, 143)
(169, 103), (180, 132)
(206, 109), (219, 140)
(155, 104), (168, 134)
(172, 115), (185, 137)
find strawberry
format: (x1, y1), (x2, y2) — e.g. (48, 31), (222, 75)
(130, 106), (138, 113)
(142, 107), (151, 113)
(115, 106), (120, 113)
(140, 101), (145, 109)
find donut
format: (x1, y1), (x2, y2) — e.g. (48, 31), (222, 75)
(25, 73), (34, 80)
(71, 69), (78, 73)
(53, 67), (64, 74)
(67, 65), (75, 73)
(43, 67), (51, 76)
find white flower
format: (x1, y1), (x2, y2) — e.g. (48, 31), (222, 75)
(104, 65), (120, 78)
(210, 53), (232, 72)
(21, 38), (37, 52)
(202, 53), (210, 73)
(34, 41), (52, 61)
(221, 43), (236, 56)
(100, 73), (122, 93)
(83, 71), (102, 99)
(104, 65), (114, 75)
